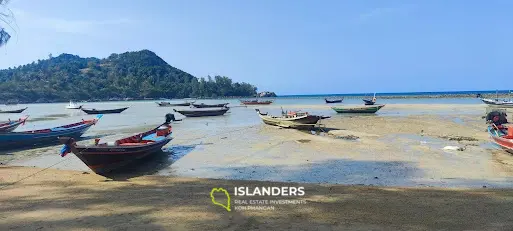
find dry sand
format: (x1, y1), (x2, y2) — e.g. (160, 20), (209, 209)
(1, 167), (513, 231)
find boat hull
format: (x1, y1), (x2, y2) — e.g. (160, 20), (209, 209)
(256, 110), (327, 129)
(0, 117), (27, 133)
(332, 104), (385, 114)
(363, 99), (376, 105)
(240, 100), (273, 105)
(174, 108), (229, 117)
(325, 99), (343, 104)
(192, 103), (229, 108)
(69, 139), (172, 175)
(82, 107), (128, 114)
(0, 107), (28, 113)
(482, 99), (513, 108)
(66, 106), (83, 109)
(260, 116), (321, 129)
(0, 120), (97, 149)
(488, 126), (513, 153)
(156, 102), (194, 107)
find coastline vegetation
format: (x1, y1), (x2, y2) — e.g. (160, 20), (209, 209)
(0, 50), (258, 103)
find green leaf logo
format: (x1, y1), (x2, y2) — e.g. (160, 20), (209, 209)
(210, 187), (231, 211)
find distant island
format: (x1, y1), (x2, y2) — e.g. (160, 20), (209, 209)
(0, 50), (262, 103)
(258, 91), (277, 97)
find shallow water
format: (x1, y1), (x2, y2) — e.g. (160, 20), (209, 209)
(5, 99), (513, 188)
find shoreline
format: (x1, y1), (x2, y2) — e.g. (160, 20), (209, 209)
(3, 103), (513, 189)
(2, 92), (512, 104)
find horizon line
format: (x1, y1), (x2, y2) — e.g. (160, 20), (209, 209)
(278, 89), (512, 97)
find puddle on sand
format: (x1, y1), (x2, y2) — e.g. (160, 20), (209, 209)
(380, 134), (453, 154)
(452, 117), (465, 125)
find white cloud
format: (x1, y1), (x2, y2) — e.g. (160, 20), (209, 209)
(11, 9), (133, 35)
(354, 5), (414, 24)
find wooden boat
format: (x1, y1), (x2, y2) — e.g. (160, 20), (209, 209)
(0, 115), (101, 149)
(59, 114), (174, 175)
(362, 99), (375, 105)
(0, 116), (29, 133)
(240, 99), (273, 105)
(156, 101), (195, 107)
(173, 107), (229, 117)
(256, 109), (330, 129)
(332, 104), (385, 114)
(0, 107), (27, 113)
(192, 103), (229, 108)
(325, 98), (343, 104)
(66, 100), (83, 109)
(481, 98), (513, 108)
(481, 90), (513, 107)
(363, 93), (377, 105)
(488, 124), (513, 153)
(81, 107), (128, 114)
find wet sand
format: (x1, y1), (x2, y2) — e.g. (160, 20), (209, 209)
(4, 103), (513, 188)
(2, 103), (513, 230)
(1, 167), (513, 230)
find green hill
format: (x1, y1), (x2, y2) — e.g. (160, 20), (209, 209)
(0, 50), (257, 103)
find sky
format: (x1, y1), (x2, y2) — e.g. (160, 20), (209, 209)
(0, 0), (512, 95)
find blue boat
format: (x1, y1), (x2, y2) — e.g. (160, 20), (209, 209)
(0, 116), (29, 133)
(0, 115), (102, 150)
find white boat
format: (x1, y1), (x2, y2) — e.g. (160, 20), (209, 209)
(482, 98), (513, 107)
(481, 90), (513, 107)
(66, 100), (83, 109)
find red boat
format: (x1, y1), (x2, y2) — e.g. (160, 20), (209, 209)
(240, 99), (273, 105)
(487, 110), (513, 153)
(489, 125), (513, 153)
(0, 116), (28, 132)
(59, 114), (174, 175)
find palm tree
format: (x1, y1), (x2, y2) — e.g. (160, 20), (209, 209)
(0, 0), (12, 47)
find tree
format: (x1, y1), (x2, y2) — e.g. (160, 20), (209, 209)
(0, 0), (13, 47)
(0, 50), (258, 102)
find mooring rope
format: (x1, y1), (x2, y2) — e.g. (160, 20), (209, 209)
(0, 124), (260, 189)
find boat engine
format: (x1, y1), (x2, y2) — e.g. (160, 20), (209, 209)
(165, 113), (181, 123)
(486, 111), (508, 125)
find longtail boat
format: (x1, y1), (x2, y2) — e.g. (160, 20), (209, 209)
(0, 107), (28, 113)
(191, 103), (229, 108)
(173, 107), (229, 117)
(332, 104), (385, 114)
(481, 98), (513, 108)
(81, 107), (128, 114)
(0, 116), (29, 133)
(363, 93), (377, 105)
(59, 114), (174, 175)
(0, 115), (102, 149)
(66, 100), (83, 109)
(256, 109), (329, 130)
(240, 99), (273, 105)
(481, 90), (513, 108)
(488, 124), (513, 153)
(325, 98), (343, 104)
(486, 110), (513, 153)
(156, 101), (194, 107)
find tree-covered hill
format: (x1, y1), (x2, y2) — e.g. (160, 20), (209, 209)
(0, 50), (257, 103)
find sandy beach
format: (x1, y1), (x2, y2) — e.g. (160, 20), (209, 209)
(1, 167), (513, 231)
(2, 102), (513, 230)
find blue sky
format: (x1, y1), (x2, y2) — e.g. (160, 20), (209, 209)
(0, 0), (512, 95)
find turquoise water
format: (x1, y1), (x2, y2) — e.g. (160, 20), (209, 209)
(0, 97), (483, 132)
(266, 97), (482, 105)
(281, 90), (511, 97)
